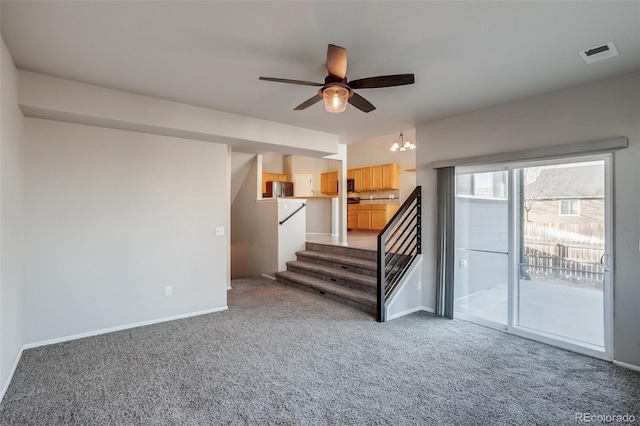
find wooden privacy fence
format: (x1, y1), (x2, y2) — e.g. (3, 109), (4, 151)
(521, 222), (604, 286)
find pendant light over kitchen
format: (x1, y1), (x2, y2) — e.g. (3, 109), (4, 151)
(390, 132), (415, 152)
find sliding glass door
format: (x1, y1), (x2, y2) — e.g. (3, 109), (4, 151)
(454, 156), (612, 359)
(454, 168), (509, 327)
(513, 158), (610, 354)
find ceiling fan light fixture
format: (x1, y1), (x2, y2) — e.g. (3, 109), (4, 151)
(323, 86), (350, 113)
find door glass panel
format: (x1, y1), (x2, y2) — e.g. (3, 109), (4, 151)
(516, 161), (605, 347)
(454, 170), (508, 326)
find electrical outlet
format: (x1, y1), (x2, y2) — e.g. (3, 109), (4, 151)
(215, 226), (224, 236)
(165, 286), (172, 296)
(417, 280), (422, 290)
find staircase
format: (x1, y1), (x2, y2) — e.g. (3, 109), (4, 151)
(275, 242), (377, 316)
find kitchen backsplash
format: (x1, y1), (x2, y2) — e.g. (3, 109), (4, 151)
(348, 188), (400, 200)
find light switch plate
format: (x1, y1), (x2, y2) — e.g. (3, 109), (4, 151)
(216, 226), (224, 236)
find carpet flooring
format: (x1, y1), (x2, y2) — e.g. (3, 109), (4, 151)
(1, 277), (639, 425)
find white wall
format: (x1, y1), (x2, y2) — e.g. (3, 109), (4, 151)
(18, 71), (340, 158)
(416, 73), (640, 367)
(262, 152), (285, 175)
(230, 158), (306, 278)
(284, 155), (336, 196)
(277, 200), (306, 272)
(231, 158), (278, 278)
(230, 151), (255, 205)
(386, 256), (426, 320)
(305, 198), (334, 235)
(0, 39), (25, 396)
(23, 118), (229, 344)
(347, 130), (416, 202)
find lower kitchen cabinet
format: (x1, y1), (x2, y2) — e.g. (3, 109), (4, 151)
(350, 204), (399, 231)
(371, 206), (388, 230)
(347, 205), (358, 230)
(357, 209), (371, 230)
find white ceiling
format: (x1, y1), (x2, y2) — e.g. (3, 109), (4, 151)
(1, 1), (639, 144)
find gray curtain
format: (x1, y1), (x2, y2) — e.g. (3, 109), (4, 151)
(435, 167), (455, 318)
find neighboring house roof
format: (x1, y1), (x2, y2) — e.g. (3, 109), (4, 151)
(525, 164), (604, 199)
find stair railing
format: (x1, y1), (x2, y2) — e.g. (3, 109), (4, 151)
(376, 186), (421, 322)
(279, 203), (306, 225)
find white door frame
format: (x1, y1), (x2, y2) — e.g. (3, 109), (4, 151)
(506, 154), (613, 361)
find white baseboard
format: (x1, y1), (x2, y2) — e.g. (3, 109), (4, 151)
(613, 360), (640, 372)
(306, 232), (332, 236)
(422, 306), (436, 314)
(388, 306), (435, 321)
(0, 346), (25, 403)
(261, 273), (276, 280)
(23, 306), (228, 350)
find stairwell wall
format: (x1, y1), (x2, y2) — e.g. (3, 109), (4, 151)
(231, 157), (279, 278)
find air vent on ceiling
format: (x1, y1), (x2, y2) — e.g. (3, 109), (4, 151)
(579, 42), (619, 64)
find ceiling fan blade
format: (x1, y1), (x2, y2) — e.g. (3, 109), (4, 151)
(348, 92), (376, 113)
(327, 44), (347, 80)
(259, 77), (323, 87)
(294, 94), (323, 110)
(348, 74), (415, 89)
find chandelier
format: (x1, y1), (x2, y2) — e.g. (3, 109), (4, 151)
(390, 132), (415, 152)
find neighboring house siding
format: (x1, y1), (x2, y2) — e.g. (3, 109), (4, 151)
(527, 198), (604, 224)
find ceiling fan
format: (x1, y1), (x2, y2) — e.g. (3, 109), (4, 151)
(259, 44), (415, 114)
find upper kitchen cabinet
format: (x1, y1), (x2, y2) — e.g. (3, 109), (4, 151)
(381, 163), (399, 190)
(348, 163), (399, 191)
(320, 171), (339, 195)
(347, 169), (355, 180)
(371, 165), (382, 190)
(361, 167), (372, 191)
(353, 168), (363, 191)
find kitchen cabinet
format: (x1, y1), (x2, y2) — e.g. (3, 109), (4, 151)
(320, 171), (338, 195)
(347, 169), (355, 181)
(262, 172), (287, 194)
(381, 163), (400, 190)
(353, 168), (363, 191)
(371, 165), (382, 190)
(350, 204), (400, 231)
(361, 167), (372, 191)
(347, 205), (358, 230)
(346, 163), (400, 192)
(356, 205), (371, 230)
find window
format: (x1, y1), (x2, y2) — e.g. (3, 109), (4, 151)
(559, 199), (580, 216)
(456, 171), (507, 199)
